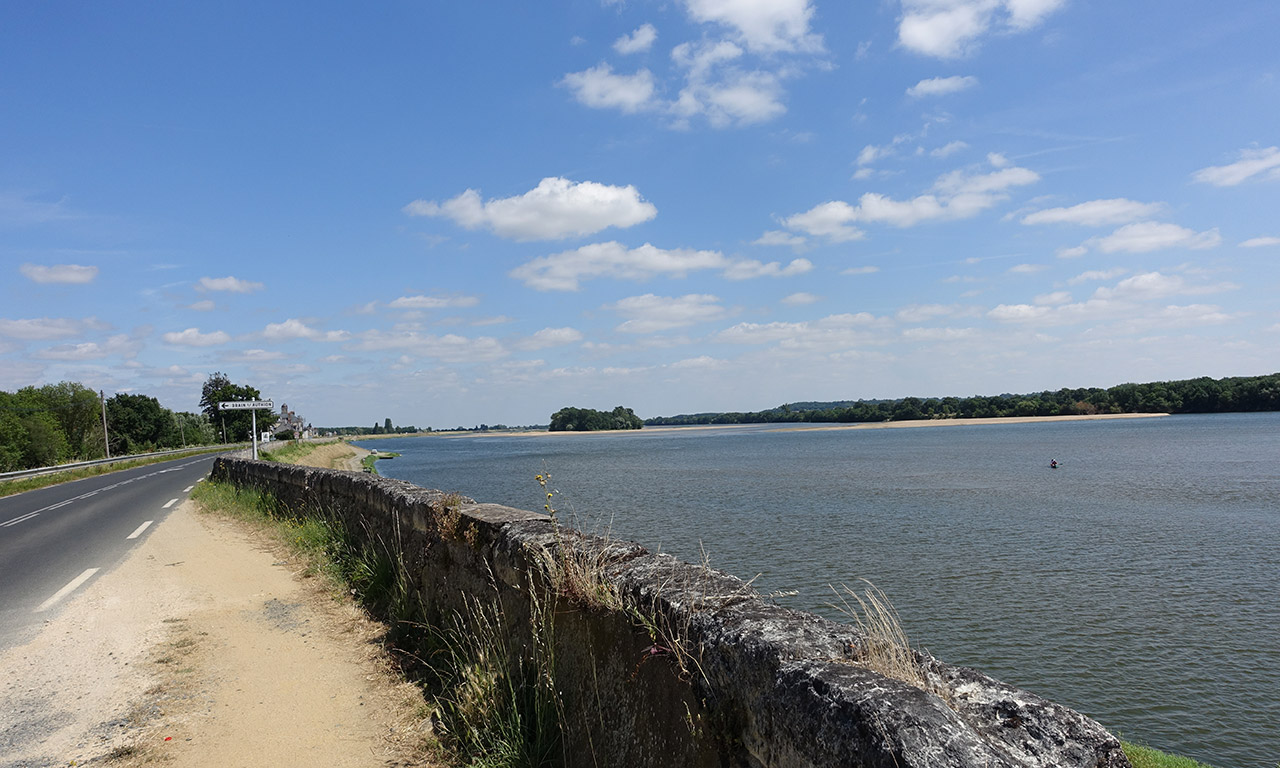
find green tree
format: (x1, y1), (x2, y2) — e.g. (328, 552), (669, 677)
(198, 372), (276, 442)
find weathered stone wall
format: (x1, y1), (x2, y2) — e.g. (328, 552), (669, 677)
(211, 456), (1130, 768)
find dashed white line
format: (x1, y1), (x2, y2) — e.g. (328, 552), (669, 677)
(162, 498), (178, 509)
(2, 511), (40, 528)
(183, 485), (194, 493)
(35, 568), (99, 613)
(127, 521), (154, 539)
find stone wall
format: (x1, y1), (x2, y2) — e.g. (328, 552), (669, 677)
(211, 456), (1130, 768)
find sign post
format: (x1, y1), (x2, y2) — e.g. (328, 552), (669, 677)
(218, 400), (274, 460)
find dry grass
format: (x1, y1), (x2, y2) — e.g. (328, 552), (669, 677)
(830, 580), (946, 701)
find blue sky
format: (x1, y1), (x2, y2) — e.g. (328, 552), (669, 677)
(3, 1), (1278, 428)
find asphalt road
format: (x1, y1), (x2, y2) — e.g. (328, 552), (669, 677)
(0, 453), (222, 651)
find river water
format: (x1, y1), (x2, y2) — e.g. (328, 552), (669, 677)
(359, 412), (1280, 768)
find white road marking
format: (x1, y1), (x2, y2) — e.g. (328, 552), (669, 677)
(2, 512), (40, 527)
(183, 485), (194, 493)
(162, 498), (178, 509)
(127, 521), (153, 539)
(35, 568), (99, 613)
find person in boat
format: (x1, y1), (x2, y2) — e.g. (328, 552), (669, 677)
(1050, 459), (1058, 468)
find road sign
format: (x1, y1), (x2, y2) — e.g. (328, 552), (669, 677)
(219, 400), (273, 410)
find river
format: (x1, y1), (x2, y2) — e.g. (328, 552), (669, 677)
(359, 412), (1280, 767)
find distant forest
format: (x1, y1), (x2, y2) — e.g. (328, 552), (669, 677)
(644, 373), (1280, 426)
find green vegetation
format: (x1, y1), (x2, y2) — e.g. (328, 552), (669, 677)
(361, 450), (400, 475)
(646, 372), (1280, 426)
(199, 372), (277, 443)
(259, 440), (322, 464)
(1121, 740), (1218, 768)
(0, 446), (229, 499)
(548, 405), (643, 432)
(0, 381), (220, 472)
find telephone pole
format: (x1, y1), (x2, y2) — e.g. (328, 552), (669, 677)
(100, 390), (111, 459)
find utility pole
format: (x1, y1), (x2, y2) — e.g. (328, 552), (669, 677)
(175, 413), (186, 447)
(100, 390), (111, 459)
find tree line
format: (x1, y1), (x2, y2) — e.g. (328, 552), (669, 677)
(0, 372), (281, 473)
(549, 406), (644, 432)
(644, 373), (1280, 426)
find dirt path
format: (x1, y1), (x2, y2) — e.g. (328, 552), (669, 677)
(0, 498), (439, 767)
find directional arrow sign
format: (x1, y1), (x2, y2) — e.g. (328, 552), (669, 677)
(219, 400), (273, 410)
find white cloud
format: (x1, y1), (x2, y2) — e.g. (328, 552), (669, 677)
(843, 265), (880, 275)
(388, 295), (481, 310)
(1092, 271), (1231, 301)
(19, 263), (98, 284)
(262, 318), (350, 342)
(783, 201), (865, 242)
(223, 348), (287, 362)
(782, 292), (821, 305)
(671, 57), (787, 128)
(1035, 291), (1072, 306)
(930, 140), (968, 158)
(187, 299), (216, 311)
(1055, 245), (1088, 259)
(199, 276), (264, 293)
(353, 331), (507, 363)
(722, 257), (812, 280)
(715, 312), (882, 350)
(404, 177), (657, 242)
(510, 241), (728, 291)
(898, 0), (1067, 58)
(162, 327), (231, 346)
(897, 303), (963, 323)
(561, 64), (658, 114)
(1191, 146), (1280, 186)
(34, 334), (138, 361)
(519, 327), (585, 350)
(754, 229), (807, 248)
(1068, 268), (1127, 285)
(683, 0), (822, 54)
(607, 293), (726, 333)
(906, 75), (978, 98)
(987, 303), (1053, 323)
(614, 23), (658, 54)
(789, 162), (1038, 233)
(0, 317), (84, 340)
(1094, 221), (1221, 254)
(1008, 263), (1047, 274)
(1022, 198), (1165, 226)
(1239, 236), (1280, 248)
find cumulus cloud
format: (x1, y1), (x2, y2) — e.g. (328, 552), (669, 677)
(1191, 146), (1280, 186)
(683, 0), (822, 54)
(754, 230), (808, 248)
(1008, 263), (1047, 274)
(353, 331), (507, 363)
(518, 327), (585, 350)
(722, 258), (812, 280)
(1021, 198), (1165, 226)
(906, 75), (977, 98)
(786, 161), (1038, 235)
(388, 295), (481, 310)
(1055, 245), (1088, 259)
(511, 241), (728, 291)
(1092, 272), (1231, 301)
(782, 292), (821, 305)
(162, 327), (231, 346)
(1094, 221), (1221, 254)
(987, 271), (1236, 326)
(187, 299), (216, 311)
(20, 263), (98, 284)
(262, 318), (350, 342)
(670, 43), (787, 128)
(614, 23), (657, 54)
(930, 140), (969, 158)
(842, 265), (880, 275)
(1240, 236), (1280, 248)
(715, 312), (882, 350)
(34, 334), (138, 361)
(561, 64), (658, 114)
(404, 177), (656, 242)
(607, 293), (726, 333)
(898, 0), (1067, 58)
(0, 317), (85, 340)
(1067, 268), (1127, 285)
(199, 276), (264, 293)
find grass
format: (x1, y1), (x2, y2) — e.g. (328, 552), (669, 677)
(362, 450), (400, 475)
(1121, 740), (1219, 768)
(0, 446), (231, 499)
(829, 580), (948, 702)
(259, 440), (322, 464)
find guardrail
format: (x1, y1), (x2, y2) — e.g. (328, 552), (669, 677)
(0, 444), (246, 482)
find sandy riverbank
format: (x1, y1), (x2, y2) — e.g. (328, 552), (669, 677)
(439, 412), (1168, 438)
